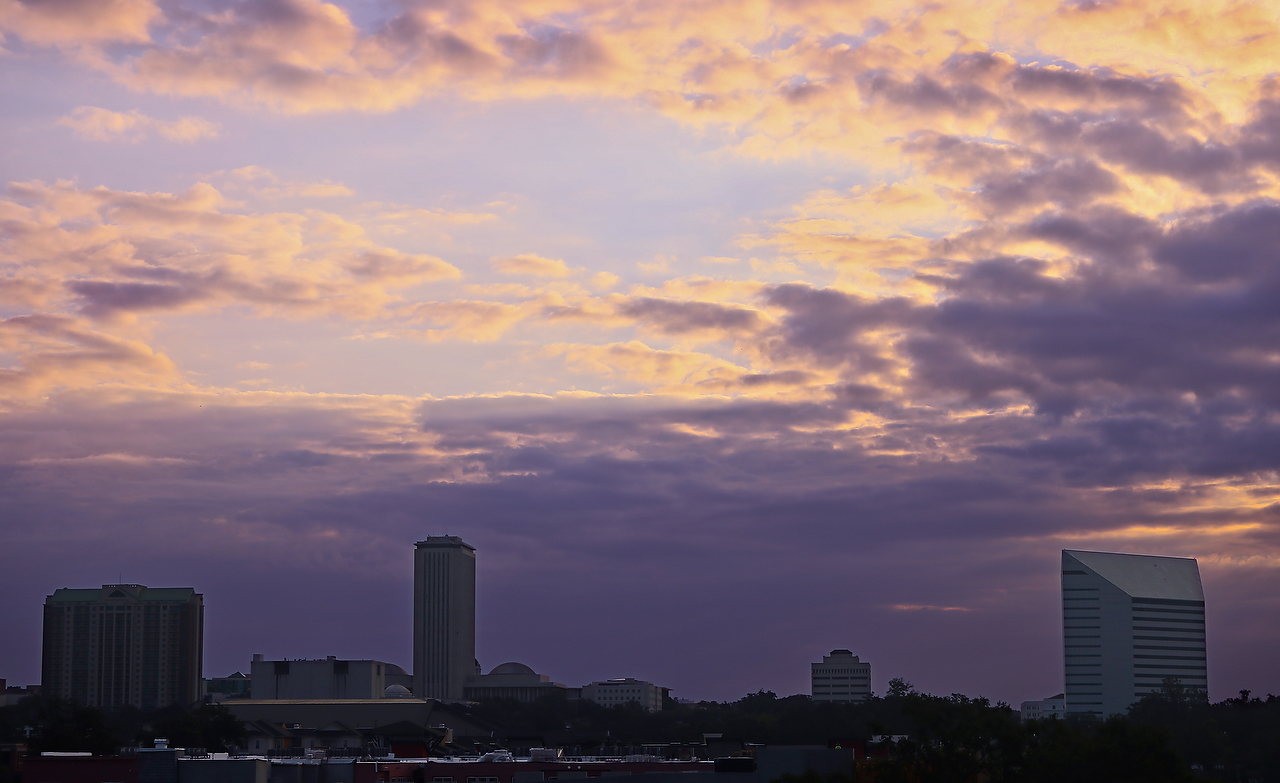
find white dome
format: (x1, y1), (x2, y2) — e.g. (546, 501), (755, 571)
(384, 684), (411, 698)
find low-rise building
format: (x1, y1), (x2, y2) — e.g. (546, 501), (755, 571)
(580, 678), (664, 712)
(204, 672), (250, 702)
(1020, 693), (1066, 721)
(810, 650), (871, 702)
(463, 662), (572, 703)
(223, 698), (498, 755)
(249, 655), (409, 700)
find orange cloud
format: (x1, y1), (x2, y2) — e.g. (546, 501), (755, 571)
(493, 254), (572, 277)
(57, 107), (220, 142)
(0, 179), (462, 323)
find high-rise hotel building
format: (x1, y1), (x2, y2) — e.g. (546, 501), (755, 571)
(42, 584), (204, 709)
(1062, 550), (1207, 718)
(413, 537), (476, 700)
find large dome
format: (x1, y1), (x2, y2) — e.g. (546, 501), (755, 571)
(489, 662), (537, 676)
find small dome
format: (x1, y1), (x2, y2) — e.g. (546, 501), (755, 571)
(490, 662), (536, 676)
(384, 684), (411, 698)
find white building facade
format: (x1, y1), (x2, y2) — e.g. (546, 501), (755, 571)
(1020, 693), (1066, 721)
(1062, 550), (1207, 718)
(810, 649), (871, 702)
(581, 678), (664, 711)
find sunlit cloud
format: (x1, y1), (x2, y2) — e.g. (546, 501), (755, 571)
(57, 107), (220, 142)
(494, 254), (572, 277)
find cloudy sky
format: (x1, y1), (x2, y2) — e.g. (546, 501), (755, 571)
(2, 0), (1279, 705)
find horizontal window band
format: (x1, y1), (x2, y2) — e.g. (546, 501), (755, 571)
(1134, 664), (1207, 670)
(1132, 598), (1204, 607)
(1134, 625), (1205, 631)
(1130, 607), (1204, 615)
(1135, 655), (1206, 661)
(1131, 616), (1204, 624)
(1135, 645), (1205, 651)
(1134, 635), (1203, 641)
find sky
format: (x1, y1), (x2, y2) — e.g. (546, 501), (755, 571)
(1, 0), (1279, 707)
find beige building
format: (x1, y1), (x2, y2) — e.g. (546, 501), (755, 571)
(414, 537), (477, 700)
(581, 678), (664, 711)
(41, 584), (204, 709)
(249, 655), (412, 700)
(810, 649), (871, 702)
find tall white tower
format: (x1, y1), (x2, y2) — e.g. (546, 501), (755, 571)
(414, 537), (476, 701)
(1062, 550), (1206, 717)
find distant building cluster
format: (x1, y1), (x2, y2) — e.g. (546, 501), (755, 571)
(28, 535), (673, 737)
(19, 536), (1208, 751)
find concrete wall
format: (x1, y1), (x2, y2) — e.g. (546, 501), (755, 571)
(179, 759), (270, 783)
(251, 659), (386, 700)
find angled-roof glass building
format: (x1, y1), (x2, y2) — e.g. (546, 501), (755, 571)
(1062, 550), (1207, 717)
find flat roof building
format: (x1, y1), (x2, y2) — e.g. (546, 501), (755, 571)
(249, 655), (409, 700)
(581, 678), (664, 711)
(414, 537), (476, 701)
(41, 584), (203, 709)
(1062, 550), (1207, 718)
(1020, 693), (1065, 722)
(811, 649), (871, 702)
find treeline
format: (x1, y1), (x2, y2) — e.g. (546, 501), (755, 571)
(3, 682), (1278, 782)
(464, 680), (1280, 782)
(0, 695), (243, 758)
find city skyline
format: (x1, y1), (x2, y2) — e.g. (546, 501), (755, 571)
(3, 0), (1280, 707)
(6, 543), (1240, 708)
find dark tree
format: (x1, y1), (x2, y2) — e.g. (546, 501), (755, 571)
(146, 703), (246, 752)
(25, 696), (126, 756)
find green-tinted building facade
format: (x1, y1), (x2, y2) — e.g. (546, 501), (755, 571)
(42, 584), (204, 709)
